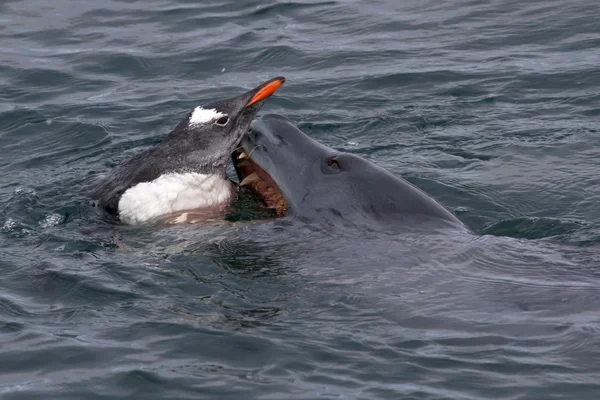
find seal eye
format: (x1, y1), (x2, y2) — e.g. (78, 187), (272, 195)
(327, 157), (340, 170)
(215, 116), (229, 126)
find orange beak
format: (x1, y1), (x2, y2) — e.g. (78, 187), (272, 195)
(246, 77), (286, 107)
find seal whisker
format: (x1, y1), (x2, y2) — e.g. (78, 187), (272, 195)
(247, 145), (261, 160)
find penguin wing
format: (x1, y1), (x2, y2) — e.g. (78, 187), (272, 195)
(93, 149), (165, 215)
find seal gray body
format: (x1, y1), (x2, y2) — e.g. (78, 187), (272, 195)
(89, 77), (285, 225)
(235, 113), (467, 232)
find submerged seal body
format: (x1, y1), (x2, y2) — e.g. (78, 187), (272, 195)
(89, 77), (285, 225)
(233, 113), (467, 232)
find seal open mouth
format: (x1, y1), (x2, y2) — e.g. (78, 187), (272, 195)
(232, 147), (287, 216)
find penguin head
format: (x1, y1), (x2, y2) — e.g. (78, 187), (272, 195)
(159, 77), (286, 174)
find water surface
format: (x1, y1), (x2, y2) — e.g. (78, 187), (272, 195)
(1, 0), (600, 398)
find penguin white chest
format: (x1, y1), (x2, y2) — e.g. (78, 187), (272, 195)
(117, 173), (234, 225)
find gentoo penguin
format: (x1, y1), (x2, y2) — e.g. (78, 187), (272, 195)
(90, 76), (285, 225)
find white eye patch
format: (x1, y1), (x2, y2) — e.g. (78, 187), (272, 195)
(189, 106), (227, 126)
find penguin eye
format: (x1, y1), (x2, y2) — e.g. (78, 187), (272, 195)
(327, 157), (340, 170)
(215, 116), (229, 126)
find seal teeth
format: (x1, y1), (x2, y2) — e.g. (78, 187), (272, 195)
(236, 160), (251, 167)
(238, 151), (249, 160)
(240, 172), (260, 186)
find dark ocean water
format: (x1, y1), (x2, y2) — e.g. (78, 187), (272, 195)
(2, 0), (600, 398)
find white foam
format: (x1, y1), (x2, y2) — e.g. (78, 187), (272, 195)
(39, 213), (64, 228)
(117, 172), (233, 225)
(2, 218), (17, 232)
(189, 107), (226, 125)
(14, 187), (36, 196)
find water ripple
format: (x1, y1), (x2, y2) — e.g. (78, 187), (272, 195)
(1, 0), (600, 398)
